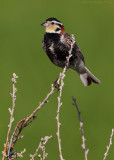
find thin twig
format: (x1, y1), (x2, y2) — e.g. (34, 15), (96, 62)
(30, 136), (52, 160)
(9, 84), (55, 157)
(103, 128), (114, 160)
(56, 35), (75, 160)
(2, 73), (18, 160)
(72, 96), (89, 160)
(7, 148), (26, 160)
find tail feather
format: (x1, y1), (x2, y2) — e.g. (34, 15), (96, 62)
(79, 67), (100, 86)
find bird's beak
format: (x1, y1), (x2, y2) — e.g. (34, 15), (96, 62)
(41, 22), (48, 27)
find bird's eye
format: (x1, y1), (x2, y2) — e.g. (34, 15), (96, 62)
(51, 22), (54, 25)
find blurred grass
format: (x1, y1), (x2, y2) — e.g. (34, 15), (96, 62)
(0, 0), (114, 159)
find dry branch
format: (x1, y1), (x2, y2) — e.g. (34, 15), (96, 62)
(56, 35), (75, 160)
(2, 78), (55, 159)
(8, 84), (55, 159)
(72, 96), (89, 160)
(30, 135), (52, 160)
(2, 73), (18, 160)
(103, 128), (114, 160)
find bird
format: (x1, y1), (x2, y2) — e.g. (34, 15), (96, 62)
(41, 17), (100, 86)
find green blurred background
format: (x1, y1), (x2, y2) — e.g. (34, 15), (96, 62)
(0, 0), (114, 159)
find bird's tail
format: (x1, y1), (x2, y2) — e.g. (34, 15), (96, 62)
(79, 67), (101, 86)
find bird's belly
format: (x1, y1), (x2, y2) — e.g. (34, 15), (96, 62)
(52, 59), (67, 68)
(46, 51), (66, 68)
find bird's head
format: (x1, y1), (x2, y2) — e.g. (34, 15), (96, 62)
(41, 18), (65, 34)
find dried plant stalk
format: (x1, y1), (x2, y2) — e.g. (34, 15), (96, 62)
(103, 128), (114, 160)
(56, 35), (75, 160)
(2, 78), (55, 159)
(8, 84), (55, 158)
(30, 136), (52, 160)
(72, 97), (89, 160)
(2, 73), (18, 160)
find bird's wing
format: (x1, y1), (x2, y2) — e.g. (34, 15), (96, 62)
(54, 33), (85, 63)
(73, 42), (85, 63)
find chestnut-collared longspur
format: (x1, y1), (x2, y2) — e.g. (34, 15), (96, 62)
(41, 18), (100, 86)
